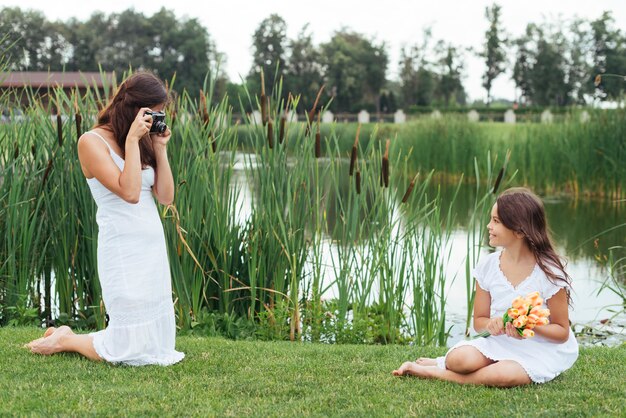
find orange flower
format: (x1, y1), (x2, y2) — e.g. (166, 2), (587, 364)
(507, 308), (520, 319)
(529, 305), (542, 316)
(537, 308), (551, 318)
(512, 315), (528, 328)
(525, 291), (543, 307)
(511, 296), (526, 310)
(536, 317), (549, 326)
(527, 314), (539, 326)
(522, 329), (535, 338)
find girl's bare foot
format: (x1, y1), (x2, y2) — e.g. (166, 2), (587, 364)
(43, 327), (57, 338)
(393, 361), (443, 379)
(415, 357), (437, 366)
(28, 326), (73, 355)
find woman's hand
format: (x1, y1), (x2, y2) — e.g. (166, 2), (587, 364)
(486, 317), (505, 336)
(126, 108), (153, 143)
(505, 322), (523, 339)
(151, 127), (171, 148)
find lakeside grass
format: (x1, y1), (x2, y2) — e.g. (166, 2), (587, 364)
(2, 327), (624, 416)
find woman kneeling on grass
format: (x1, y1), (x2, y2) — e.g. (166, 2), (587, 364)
(393, 187), (578, 386)
(26, 71), (184, 366)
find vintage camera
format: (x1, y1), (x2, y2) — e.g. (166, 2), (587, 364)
(144, 110), (168, 134)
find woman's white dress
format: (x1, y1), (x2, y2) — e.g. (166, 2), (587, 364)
(85, 131), (184, 366)
(438, 250), (578, 383)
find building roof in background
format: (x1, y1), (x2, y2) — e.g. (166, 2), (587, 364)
(0, 72), (115, 88)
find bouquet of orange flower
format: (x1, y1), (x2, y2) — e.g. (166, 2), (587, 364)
(477, 291), (550, 338)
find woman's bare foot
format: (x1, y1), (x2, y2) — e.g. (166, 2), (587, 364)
(393, 361), (443, 379)
(43, 327), (57, 338)
(415, 357), (437, 366)
(27, 325), (73, 355)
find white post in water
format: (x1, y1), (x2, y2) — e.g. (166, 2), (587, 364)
(541, 109), (553, 124)
(504, 109), (516, 124)
(468, 109), (480, 122)
(431, 110), (442, 119)
(394, 109), (406, 124)
(358, 110), (370, 124)
(322, 110), (334, 123)
(251, 110), (262, 125)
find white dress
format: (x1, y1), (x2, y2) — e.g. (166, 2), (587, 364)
(438, 250), (578, 383)
(85, 131), (184, 366)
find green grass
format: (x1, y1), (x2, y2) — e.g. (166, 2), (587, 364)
(2, 327), (624, 416)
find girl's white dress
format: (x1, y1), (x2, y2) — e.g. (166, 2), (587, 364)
(438, 250), (578, 383)
(85, 131), (184, 366)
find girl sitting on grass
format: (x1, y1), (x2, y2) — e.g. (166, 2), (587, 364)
(393, 187), (578, 386)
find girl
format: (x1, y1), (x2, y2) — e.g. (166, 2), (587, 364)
(27, 72), (185, 366)
(393, 187), (578, 386)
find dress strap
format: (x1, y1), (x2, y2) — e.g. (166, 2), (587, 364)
(86, 130), (114, 152)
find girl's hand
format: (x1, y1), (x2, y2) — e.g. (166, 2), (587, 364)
(505, 322), (523, 339)
(127, 108), (153, 143)
(486, 317), (505, 336)
(151, 127), (171, 148)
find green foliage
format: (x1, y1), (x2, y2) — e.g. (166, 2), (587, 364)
(480, 3), (507, 105)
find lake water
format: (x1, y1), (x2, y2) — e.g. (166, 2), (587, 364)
(232, 153), (626, 346)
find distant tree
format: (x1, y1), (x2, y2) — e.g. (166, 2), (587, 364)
(249, 14), (288, 95)
(285, 24), (324, 112)
(512, 29), (533, 104)
(479, 3), (507, 105)
(566, 18), (594, 104)
(0, 7), (70, 70)
(590, 11), (626, 102)
(434, 41), (465, 107)
(321, 30), (387, 112)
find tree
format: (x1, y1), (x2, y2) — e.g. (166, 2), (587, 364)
(0, 7), (70, 71)
(434, 41), (465, 107)
(321, 30), (387, 112)
(480, 3), (507, 105)
(285, 24), (324, 112)
(249, 14), (288, 95)
(512, 30), (533, 104)
(590, 12), (626, 102)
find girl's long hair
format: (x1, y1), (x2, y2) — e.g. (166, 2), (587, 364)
(497, 187), (572, 304)
(95, 71), (170, 168)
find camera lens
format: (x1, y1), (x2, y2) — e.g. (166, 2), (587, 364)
(154, 121), (167, 134)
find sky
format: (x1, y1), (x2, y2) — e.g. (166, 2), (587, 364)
(2, 0), (624, 102)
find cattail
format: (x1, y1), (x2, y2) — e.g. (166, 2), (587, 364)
(56, 114), (63, 147)
(349, 124), (361, 176)
(355, 170), (361, 194)
(199, 89), (210, 126)
(279, 113), (286, 144)
(315, 113), (321, 158)
(75, 112), (82, 140)
(42, 159), (53, 186)
(493, 150), (511, 194)
(306, 85), (325, 136)
(381, 139), (390, 188)
(260, 70), (268, 126)
(13, 142), (19, 159)
(267, 118), (274, 149)
(402, 173), (419, 203)
(209, 131), (216, 153)
(31, 145), (36, 157)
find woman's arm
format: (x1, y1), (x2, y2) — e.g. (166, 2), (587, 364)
(532, 288), (571, 343)
(77, 109), (152, 203)
(151, 129), (174, 205)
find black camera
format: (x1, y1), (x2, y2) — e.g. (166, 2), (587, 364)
(145, 110), (168, 134)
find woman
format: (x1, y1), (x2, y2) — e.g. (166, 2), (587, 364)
(27, 71), (185, 366)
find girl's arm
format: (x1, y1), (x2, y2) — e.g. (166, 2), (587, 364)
(151, 129), (174, 205)
(473, 285), (505, 335)
(532, 288), (571, 343)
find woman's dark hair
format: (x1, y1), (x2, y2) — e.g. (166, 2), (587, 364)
(496, 187), (572, 304)
(96, 71), (170, 168)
